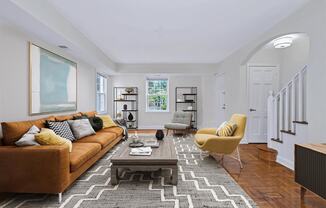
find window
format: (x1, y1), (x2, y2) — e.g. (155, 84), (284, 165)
(96, 73), (107, 114)
(146, 79), (169, 112)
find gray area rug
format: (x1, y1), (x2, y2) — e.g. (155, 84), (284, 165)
(0, 135), (256, 208)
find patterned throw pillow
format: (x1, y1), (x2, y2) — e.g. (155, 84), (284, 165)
(216, 121), (237, 137)
(46, 121), (76, 141)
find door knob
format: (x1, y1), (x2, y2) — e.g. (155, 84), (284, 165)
(249, 108), (256, 112)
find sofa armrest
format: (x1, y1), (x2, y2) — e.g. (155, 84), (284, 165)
(0, 145), (70, 194)
(196, 128), (217, 135)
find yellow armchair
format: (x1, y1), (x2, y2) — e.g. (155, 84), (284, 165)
(195, 114), (247, 168)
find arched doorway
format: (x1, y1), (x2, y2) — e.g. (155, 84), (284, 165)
(245, 33), (310, 143)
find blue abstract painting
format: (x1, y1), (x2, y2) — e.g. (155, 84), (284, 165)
(30, 43), (77, 114)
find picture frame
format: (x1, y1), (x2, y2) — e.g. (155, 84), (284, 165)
(29, 43), (77, 115)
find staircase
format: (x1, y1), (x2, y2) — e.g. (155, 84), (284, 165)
(267, 66), (308, 169)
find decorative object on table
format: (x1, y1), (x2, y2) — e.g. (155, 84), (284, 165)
(129, 133), (144, 148)
(123, 104), (128, 110)
(125, 87), (134, 94)
(187, 106), (193, 110)
(155, 129), (164, 140)
(129, 124), (133, 128)
(143, 139), (160, 148)
(29, 43), (77, 115)
(128, 112), (134, 121)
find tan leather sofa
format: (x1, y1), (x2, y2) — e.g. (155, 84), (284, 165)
(0, 111), (123, 202)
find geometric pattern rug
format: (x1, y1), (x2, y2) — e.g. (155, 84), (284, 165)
(0, 134), (257, 208)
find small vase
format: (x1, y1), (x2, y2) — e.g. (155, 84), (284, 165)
(123, 104), (127, 110)
(128, 112), (134, 121)
(155, 130), (164, 140)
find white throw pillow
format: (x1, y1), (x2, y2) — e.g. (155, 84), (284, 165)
(68, 119), (96, 139)
(15, 125), (40, 146)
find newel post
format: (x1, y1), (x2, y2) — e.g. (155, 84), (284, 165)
(267, 90), (274, 140)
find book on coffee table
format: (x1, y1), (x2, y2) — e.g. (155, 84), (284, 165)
(130, 147), (152, 156)
(143, 139), (160, 148)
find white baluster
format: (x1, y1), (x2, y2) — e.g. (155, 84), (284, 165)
(285, 87), (289, 131)
(267, 91), (274, 140)
(275, 95), (279, 139)
(298, 71), (303, 121)
(280, 92), (284, 132)
(291, 80), (296, 131)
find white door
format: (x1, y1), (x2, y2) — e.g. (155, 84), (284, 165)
(247, 65), (279, 143)
(216, 73), (226, 124)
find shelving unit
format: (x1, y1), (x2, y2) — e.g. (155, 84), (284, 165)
(113, 87), (138, 129)
(175, 87), (197, 129)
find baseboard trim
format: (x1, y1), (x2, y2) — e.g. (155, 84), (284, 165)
(137, 125), (164, 130)
(276, 156), (294, 170)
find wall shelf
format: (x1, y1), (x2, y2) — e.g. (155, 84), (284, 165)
(175, 87), (197, 129)
(113, 87), (138, 129)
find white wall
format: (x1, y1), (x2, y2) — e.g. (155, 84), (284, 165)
(0, 23), (97, 124)
(279, 34), (310, 86)
(110, 74), (203, 129)
(208, 0), (326, 169)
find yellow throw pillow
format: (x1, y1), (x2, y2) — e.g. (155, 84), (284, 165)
(35, 128), (72, 152)
(216, 121), (237, 137)
(97, 115), (117, 128)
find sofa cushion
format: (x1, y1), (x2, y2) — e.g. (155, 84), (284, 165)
(1, 116), (55, 146)
(75, 132), (116, 149)
(164, 123), (189, 130)
(99, 127), (123, 137)
(81, 111), (97, 117)
(57, 113), (82, 121)
(70, 143), (101, 172)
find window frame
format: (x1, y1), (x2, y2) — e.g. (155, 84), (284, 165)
(146, 78), (169, 113)
(96, 73), (108, 114)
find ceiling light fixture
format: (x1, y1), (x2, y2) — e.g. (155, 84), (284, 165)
(273, 36), (293, 49)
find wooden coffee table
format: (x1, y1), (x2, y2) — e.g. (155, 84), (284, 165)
(111, 138), (178, 185)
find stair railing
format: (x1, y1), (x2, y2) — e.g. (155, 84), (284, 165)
(267, 66), (307, 143)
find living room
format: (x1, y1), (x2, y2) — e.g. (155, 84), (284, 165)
(0, 0), (325, 208)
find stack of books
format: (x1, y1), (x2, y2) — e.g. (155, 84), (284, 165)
(130, 147), (152, 156)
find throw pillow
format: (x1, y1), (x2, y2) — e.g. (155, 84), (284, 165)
(68, 119), (96, 139)
(73, 115), (103, 132)
(35, 128), (72, 152)
(89, 117), (103, 132)
(216, 121), (237, 137)
(97, 115), (117, 128)
(46, 120), (76, 141)
(15, 125), (40, 146)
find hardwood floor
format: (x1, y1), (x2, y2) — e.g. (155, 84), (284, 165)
(131, 130), (326, 208)
(219, 144), (326, 208)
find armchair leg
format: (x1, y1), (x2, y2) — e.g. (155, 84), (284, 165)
(236, 147), (243, 169)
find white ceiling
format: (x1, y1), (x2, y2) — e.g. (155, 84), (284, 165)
(46, 0), (309, 64)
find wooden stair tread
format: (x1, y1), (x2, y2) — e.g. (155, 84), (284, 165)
(256, 144), (277, 153)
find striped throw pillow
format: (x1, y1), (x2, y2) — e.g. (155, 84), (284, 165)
(216, 121), (237, 137)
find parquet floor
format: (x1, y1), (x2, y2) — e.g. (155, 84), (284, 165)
(131, 130), (326, 208)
